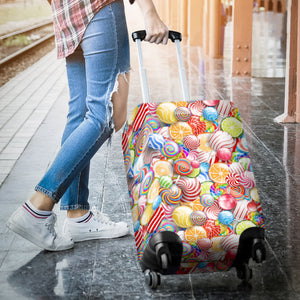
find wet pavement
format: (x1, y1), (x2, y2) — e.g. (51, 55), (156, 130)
(1, 6), (300, 300)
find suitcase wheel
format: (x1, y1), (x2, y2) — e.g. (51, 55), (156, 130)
(144, 269), (161, 289)
(251, 238), (267, 264)
(236, 262), (253, 283)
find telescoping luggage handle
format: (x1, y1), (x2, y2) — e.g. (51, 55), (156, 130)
(132, 30), (190, 103)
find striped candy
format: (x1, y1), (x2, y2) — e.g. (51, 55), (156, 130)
(132, 104), (149, 131)
(147, 205), (165, 233)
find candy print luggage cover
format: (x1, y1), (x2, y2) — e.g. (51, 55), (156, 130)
(122, 100), (265, 274)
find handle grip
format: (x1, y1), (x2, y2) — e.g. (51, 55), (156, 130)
(132, 30), (182, 43)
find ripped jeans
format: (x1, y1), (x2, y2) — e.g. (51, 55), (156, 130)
(35, 0), (130, 209)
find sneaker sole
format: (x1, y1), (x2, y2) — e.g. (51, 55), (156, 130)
(7, 217), (74, 252)
(71, 227), (130, 242)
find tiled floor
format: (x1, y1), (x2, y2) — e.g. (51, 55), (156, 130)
(1, 6), (300, 300)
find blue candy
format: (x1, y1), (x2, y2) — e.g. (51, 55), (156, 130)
(148, 133), (165, 150)
(218, 211), (234, 225)
(203, 107), (219, 121)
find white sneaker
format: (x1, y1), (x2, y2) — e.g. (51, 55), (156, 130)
(63, 208), (129, 242)
(7, 206), (74, 251)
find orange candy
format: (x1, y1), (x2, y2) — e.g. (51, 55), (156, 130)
(208, 163), (229, 184)
(169, 122), (193, 141)
(184, 226), (207, 245)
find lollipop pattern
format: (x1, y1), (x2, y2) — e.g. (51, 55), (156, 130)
(122, 100), (264, 275)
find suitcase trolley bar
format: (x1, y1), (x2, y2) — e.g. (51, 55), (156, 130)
(129, 30), (266, 289)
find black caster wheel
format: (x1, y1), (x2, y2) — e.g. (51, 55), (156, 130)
(144, 269), (161, 289)
(237, 263), (253, 283)
(161, 253), (168, 272)
(252, 239), (266, 263)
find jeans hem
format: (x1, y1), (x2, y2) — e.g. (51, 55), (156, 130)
(60, 204), (90, 211)
(34, 185), (57, 203)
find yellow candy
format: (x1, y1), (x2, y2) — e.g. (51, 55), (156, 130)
(156, 103), (177, 124)
(131, 205), (139, 223)
(153, 160), (173, 177)
(147, 178), (160, 204)
(198, 133), (212, 153)
(250, 187), (260, 203)
(128, 106), (139, 125)
(172, 206), (193, 228)
(184, 226), (207, 245)
(133, 183), (141, 203)
(211, 237), (224, 252)
(140, 204), (154, 226)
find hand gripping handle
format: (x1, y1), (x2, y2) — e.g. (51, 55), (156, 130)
(132, 30), (182, 43)
(132, 30), (189, 103)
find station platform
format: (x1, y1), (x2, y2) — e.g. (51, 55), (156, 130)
(0, 4), (299, 299)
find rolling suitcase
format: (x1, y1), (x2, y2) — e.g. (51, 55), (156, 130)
(122, 30), (266, 288)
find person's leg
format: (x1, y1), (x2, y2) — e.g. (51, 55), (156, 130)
(60, 46), (90, 214)
(7, 1), (130, 249)
(63, 1), (130, 241)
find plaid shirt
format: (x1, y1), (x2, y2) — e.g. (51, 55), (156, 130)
(51, 0), (135, 59)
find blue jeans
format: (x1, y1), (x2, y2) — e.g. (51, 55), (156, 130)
(35, 0), (130, 210)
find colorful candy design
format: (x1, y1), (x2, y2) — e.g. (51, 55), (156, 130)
(123, 100), (264, 275)
(153, 160), (173, 177)
(135, 123), (153, 156)
(174, 158), (193, 176)
(146, 117), (161, 132)
(218, 194), (237, 210)
(160, 184), (183, 205)
(200, 194), (215, 207)
(184, 226), (207, 245)
(208, 163), (230, 184)
(174, 106), (192, 121)
(156, 102), (177, 124)
(148, 133), (165, 150)
(209, 131), (235, 151)
(239, 171), (256, 189)
(140, 170), (154, 195)
(183, 135), (200, 150)
(220, 117), (244, 138)
(172, 206), (194, 228)
(203, 107), (219, 121)
(176, 177), (201, 202)
(169, 122), (193, 141)
(161, 141), (180, 158)
(188, 116), (206, 135)
(188, 101), (206, 116)
(190, 211), (207, 226)
(218, 211), (235, 226)
(159, 175), (173, 188)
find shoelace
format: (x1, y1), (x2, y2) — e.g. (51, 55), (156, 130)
(91, 206), (115, 226)
(44, 213), (57, 238)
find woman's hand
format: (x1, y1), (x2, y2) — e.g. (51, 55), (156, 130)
(135, 0), (169, 44)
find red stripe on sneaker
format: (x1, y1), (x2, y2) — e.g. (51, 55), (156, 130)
(84, 212), (93, 223)
(22, 205), (48, 219)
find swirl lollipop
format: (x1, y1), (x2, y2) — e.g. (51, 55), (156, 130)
(174, 106), (192, 122)
(161, 141), (180, 158)
(135, 123), (153, 156)
(174, 158), (193, 176)
(140, 170), (154, 195)
(160, 184), (183, 205)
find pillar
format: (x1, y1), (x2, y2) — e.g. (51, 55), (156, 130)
(209, 0), (222, 58)
(180, 0), (188, 37)
(232, 0), (253, 77)
(296, 0), (300, 122)
(275, 0), (299, 123)
(188, 0), (204, 47)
